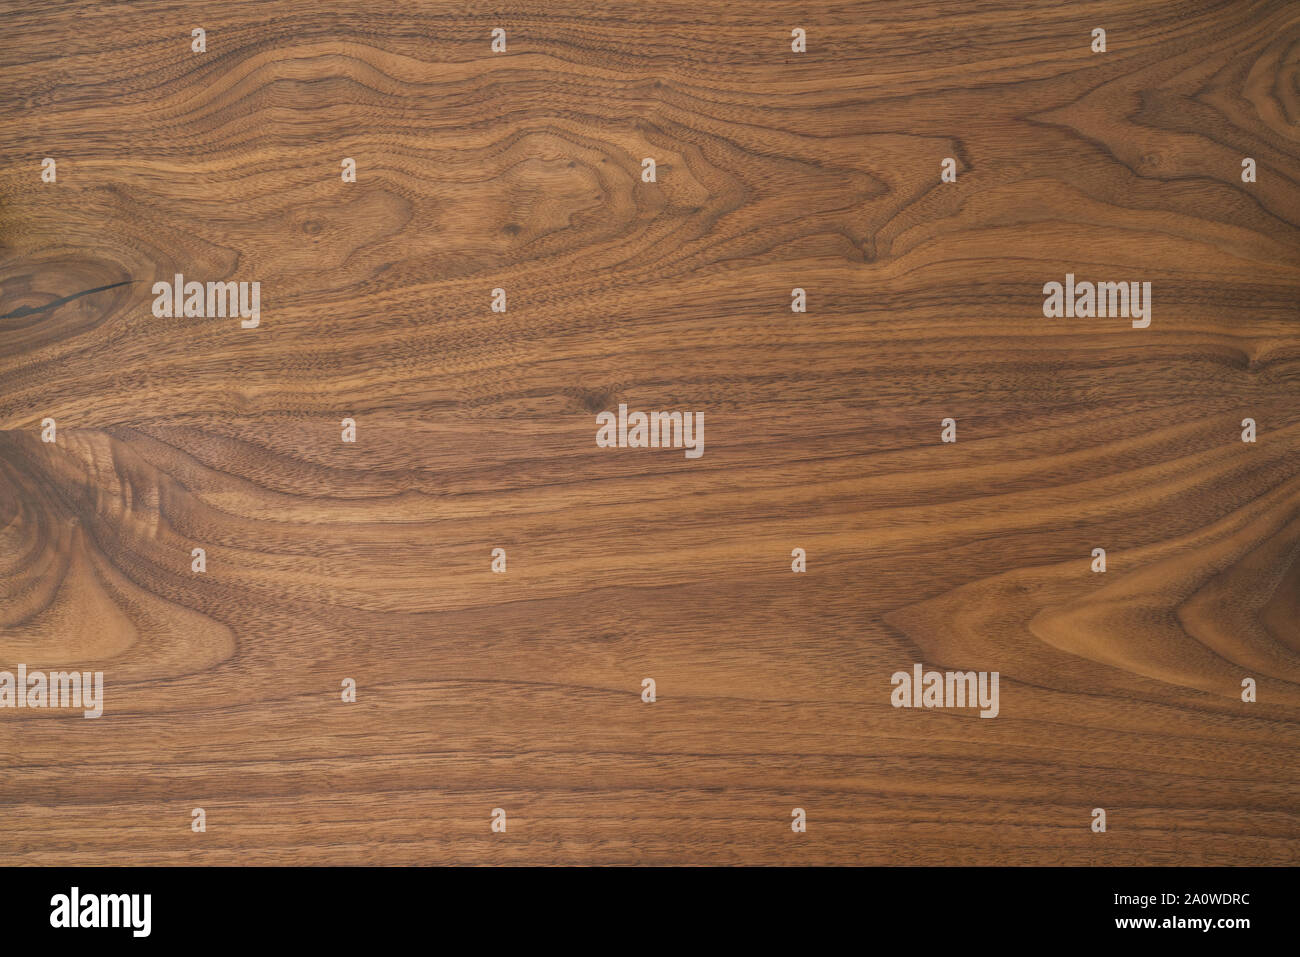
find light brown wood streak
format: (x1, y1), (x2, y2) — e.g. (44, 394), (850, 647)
(0, 0), (1297, 865)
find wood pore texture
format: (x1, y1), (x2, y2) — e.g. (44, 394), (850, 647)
(1, 0), (1298, 867)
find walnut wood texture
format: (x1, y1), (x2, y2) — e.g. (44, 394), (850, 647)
(1, 0), (1297, 865)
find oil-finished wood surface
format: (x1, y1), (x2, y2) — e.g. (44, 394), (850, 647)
(1, 0), (1298, 865)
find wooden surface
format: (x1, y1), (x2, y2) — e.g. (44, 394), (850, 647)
(1, 0), (1298, 866)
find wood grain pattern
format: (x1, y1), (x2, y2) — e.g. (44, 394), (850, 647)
(1, 0), (1298, 865)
